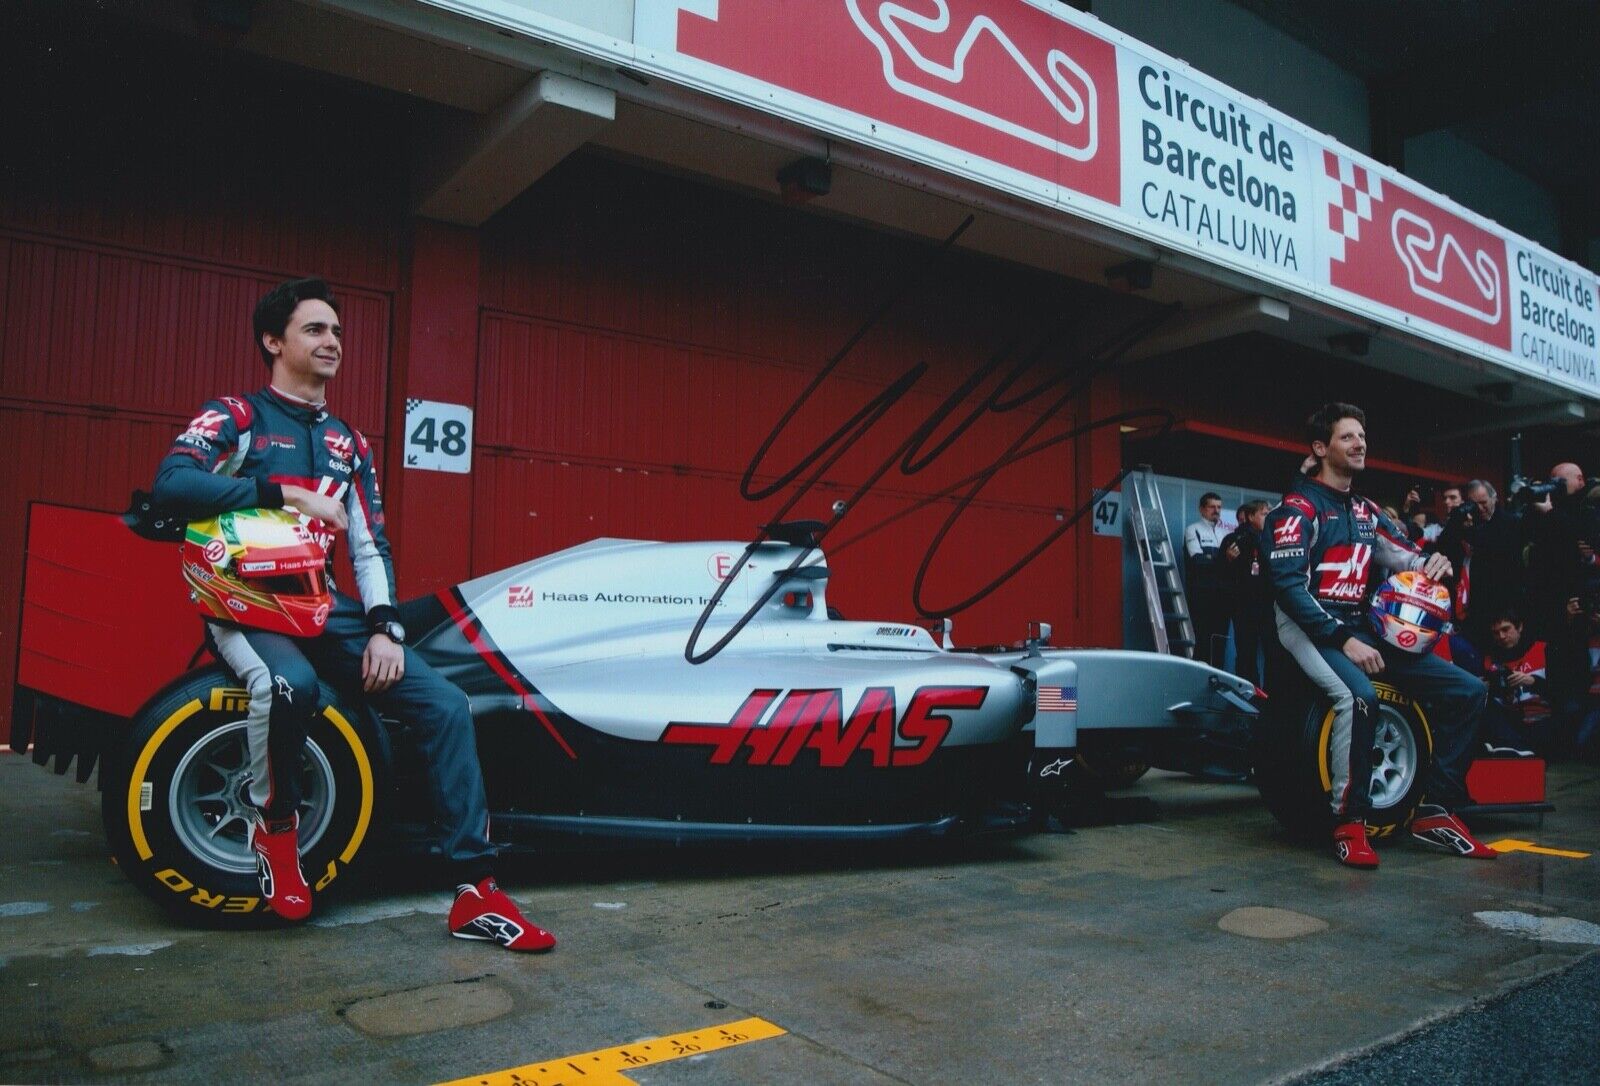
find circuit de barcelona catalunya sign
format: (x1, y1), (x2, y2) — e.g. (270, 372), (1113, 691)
(426, 0), (1600, 397)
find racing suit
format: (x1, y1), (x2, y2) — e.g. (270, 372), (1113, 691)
(1264, 475), (1484, 820)
(154, 386), (495, 877)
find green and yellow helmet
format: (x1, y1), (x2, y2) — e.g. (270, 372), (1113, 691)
(181, 508), (330, 637)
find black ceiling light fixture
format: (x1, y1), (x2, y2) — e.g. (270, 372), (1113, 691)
(777, 157), (832, 205)
(1326, 331), (1370, 357)
(1103, 259), (1153, 292)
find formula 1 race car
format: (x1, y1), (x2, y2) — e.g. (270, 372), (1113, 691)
(12, 503), (1546, 924)
(14, 503), (1265, 924)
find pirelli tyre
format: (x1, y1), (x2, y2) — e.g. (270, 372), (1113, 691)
(102, 666), (379, 926)
(1254, 680), (1432, 841)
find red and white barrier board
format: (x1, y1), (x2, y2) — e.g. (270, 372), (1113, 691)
(424, 0), (1600, 398)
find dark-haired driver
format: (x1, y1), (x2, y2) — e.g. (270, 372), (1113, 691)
(154, 277), (555, 948)
(1264, 402), (1495, 868)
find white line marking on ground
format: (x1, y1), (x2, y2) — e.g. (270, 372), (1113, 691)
(0, 902), (51, 917)
(308, 897), (452, 928)
(1473, 911), (1600, 945)
(88, 941), (173, 957)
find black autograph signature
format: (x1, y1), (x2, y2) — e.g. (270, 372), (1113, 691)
(686, 216), (1177, 664)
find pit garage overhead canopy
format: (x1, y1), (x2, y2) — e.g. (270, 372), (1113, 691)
(231, 1), (1599, 415)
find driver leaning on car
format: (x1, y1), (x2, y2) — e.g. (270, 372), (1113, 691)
(1264, 402), (1497, 868)
(152, 276), (555, 949)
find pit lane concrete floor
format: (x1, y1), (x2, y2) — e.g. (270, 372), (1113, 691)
(2, 752), (1598, 1086)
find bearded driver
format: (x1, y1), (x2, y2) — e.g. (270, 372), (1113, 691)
(1265, 403), (1496, 868)
(152, 277), (554, 950)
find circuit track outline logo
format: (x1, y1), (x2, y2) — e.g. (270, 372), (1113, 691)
(846, 0), (1099, 161)
(1390, 209), (1503, 325)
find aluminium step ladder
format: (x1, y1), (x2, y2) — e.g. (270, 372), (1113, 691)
(1125, 467), (1196, 658)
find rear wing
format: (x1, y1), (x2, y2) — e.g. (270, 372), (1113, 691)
(11, 502), (202, 780)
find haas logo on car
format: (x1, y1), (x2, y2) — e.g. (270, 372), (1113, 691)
(1315, 543), (1373, 601)
(662, 685), (987, 768)
(507, 585), (535, 608)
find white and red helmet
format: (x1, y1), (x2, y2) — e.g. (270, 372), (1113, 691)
(182, 509), (331, 638)
(1369, 571), (1451, 654)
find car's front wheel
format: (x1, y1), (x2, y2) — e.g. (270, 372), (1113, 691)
(102, 666), (379, 925)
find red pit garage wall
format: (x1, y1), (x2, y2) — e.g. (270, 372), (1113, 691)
(442, 157), (1126, 654)
(1, 38), (1123, 742)
(0, 34), (405, 743)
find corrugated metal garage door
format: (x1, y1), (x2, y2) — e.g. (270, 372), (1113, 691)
(0, 234), (394, 740)
(0, 27), (405, 740)
(473, 161), (1091, 645)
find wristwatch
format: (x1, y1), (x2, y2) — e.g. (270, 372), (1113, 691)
(373, 620), (406, 645)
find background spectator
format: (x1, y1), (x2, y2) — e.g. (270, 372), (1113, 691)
(1220, 499), (1271, 686)
(1184, 492), (1228, 666)
(1439, 479), (1524, 653)
(1524, 462), (1598, 719)
(1482, 609), (1554, 756)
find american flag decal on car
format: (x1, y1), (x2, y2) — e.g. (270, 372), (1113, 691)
(1036, 686), (1077, 712)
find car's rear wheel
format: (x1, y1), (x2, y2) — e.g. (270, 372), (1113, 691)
(102, 666), (378, 926)
(1255, 680), (1432, 841)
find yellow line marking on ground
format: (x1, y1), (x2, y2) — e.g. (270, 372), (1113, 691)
(434, 1016), (787, 1086)
(1487, 838), (1591, 860)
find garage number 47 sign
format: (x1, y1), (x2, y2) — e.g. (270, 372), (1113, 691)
(1092, 491), (1122, 537)
(404, 398), (473, 474)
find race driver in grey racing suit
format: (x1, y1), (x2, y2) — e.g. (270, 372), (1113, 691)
(153, 276), (555, 949)
(1264, 402), (1496, 868)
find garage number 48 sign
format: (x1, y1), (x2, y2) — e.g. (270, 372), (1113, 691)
(404, 398), (473, 474)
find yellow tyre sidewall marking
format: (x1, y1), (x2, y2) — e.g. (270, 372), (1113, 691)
(128, 699), (203, 861)
(323, 704), (375, 863)
(127, 695), (374, 867)
(1316, 683), (1432, 794)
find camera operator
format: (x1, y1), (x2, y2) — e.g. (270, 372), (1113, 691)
(1522, 463), (1600, 717)
(1400, 485), (1434, 545)
(1437, 480), (1523, 653)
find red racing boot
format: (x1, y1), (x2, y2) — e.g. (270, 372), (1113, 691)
(1332, 820), (1380, 868)
(1409, 805), (1498, 858)
(249, 813), (313, 921)
(449, 877), (556, 953)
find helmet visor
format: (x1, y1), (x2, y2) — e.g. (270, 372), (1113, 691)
(251, 568), (326, 599)
(1382, 600), (1445, 628)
